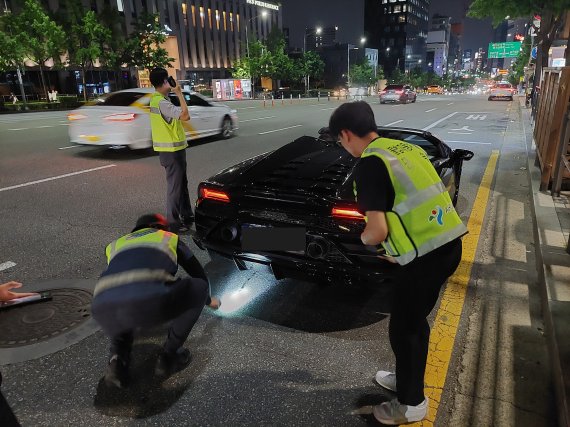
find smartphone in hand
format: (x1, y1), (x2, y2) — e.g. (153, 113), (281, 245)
(0, 291), (52, 310)
(167, 76), (177, 88)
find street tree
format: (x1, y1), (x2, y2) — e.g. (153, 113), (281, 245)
(0, 12), (28, 105)
(128, 13), (174, 70)
(468, 0), (569, 91)
(98, 4), (131, 90)
(302, 50), (325, 92)
(12, 0), (66, 102)
(350, 60), (377, 87)
(230, 57), (251, 79)
(508, 36), (532, 86)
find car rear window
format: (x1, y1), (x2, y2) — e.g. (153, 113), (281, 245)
(378, 130), (441, 158)
(385, 85), (404, 90)
(97, 92), (146, 106)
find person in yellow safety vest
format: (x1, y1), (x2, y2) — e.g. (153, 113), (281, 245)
(149, 68), (194, 233)
(91, 214), (220, 389)
(329, 101), (465, 425)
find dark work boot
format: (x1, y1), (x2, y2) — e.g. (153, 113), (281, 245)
(104, 354), (130, 388)
(154, 348), (191, 377)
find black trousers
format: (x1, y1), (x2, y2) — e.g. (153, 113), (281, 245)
(92, 277), (208, 361)
(389, 238), (462, 405)
(0, 372), (20, 426)
(159, 150), (193, 230)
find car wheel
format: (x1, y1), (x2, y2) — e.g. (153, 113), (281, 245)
(412, 96), (417, 103)
(509, 96), (513, 101)
(488, 96), (493, 101)
(220, 116), (233, 139)
(380, 101), (385, 104)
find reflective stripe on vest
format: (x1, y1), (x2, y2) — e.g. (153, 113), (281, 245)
(105, 228), (179, 265)
(149, 92), (187, 152)
(359, 138), (467, 265)
(94, 269), (176, 296)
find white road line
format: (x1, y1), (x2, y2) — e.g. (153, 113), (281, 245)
(0, 164), (117, 193)
(258, 125), (303, 135)
(7, 128), (28, 131)
(37, 125), (53, 128)
(422, 112), (458, 131)
(58, 145), (82, 150)
(425, 108), (437, 113)
(240, 116), (276, 122)
(321, 107), (336, 111)
(0, 261), (17, 272)
(238, 106), (257, 109)
(384, 120), (404, 126)
(59, 123), (69, 126)
(445, 140), (491, 145)
(447, 132), (473, 135)
(447, 102), (454, 105)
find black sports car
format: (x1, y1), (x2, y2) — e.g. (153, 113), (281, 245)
(193, 127), (473, 285)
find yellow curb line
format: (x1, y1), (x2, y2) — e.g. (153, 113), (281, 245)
(411, 149), (500, 426)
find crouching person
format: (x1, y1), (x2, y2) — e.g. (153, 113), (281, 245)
(92, 213), (220, 388)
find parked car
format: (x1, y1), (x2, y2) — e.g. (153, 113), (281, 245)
(488, 83), (515, 101)
(427, 85), (444, 95)
(193, 126), (473, 286)
(68, 88), (239, 149)
(379, 84), (417, 104)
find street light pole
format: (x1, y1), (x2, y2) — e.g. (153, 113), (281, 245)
(244, 10), (268, 99)
(303, 26), (321, 95)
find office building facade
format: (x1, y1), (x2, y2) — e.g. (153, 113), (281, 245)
(364, 0), (430, 76)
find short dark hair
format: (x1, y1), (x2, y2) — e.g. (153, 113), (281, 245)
(150, 68), (168, 88)
(328, 101), (377, 138)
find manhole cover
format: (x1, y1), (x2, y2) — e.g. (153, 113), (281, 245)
(0, 288), (92, 348)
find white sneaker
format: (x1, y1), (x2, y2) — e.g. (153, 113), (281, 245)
(375, 370), (397, 392)
(373, 398), (428, 425)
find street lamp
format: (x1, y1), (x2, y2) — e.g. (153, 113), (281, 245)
(347, 37), (366, 88)
(303, 26), (322, 94)
(244, 10), (268, 98)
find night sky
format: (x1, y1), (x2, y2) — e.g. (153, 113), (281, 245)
(281, 0), (495, 54)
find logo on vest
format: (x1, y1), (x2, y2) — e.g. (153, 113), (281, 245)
(429, 206), (444, 225)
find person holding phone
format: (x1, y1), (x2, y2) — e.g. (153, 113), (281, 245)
(0, 281), (38, 302)
(149, 68), (193, 233)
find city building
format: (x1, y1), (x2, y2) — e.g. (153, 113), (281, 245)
(448, 22), (464, 75)
(1, 0), (282, 97)
(364, 0), (430, 76)
(425, 15), (451, 76)
(305, 26), (338, 51)
(318, 43), (366, 89)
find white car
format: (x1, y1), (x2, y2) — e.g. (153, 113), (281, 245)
(488, 83), (515, 101)
(68, 88), (239, 149)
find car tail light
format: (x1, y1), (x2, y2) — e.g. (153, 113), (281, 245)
(380, 90), (387, 94)
(103, 113), (139, 122)
(395, 90), (404, 94)
(332, 206), (365, 220)
(199, 187), (230, 203)
(67, 113), (87, 121)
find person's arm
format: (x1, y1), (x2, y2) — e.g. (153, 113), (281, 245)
(172, 84), (190, 121)
(0, 281), (38, 302)
(361, 211), (389, 245)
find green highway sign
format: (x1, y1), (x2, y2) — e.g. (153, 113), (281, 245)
(488, 42), (523, 59)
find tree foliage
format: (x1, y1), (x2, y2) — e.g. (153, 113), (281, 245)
(128, 13), (174, 70)
(350, 60), (378, 86)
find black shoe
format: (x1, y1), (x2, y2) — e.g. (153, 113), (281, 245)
(154, 348), (192, 377)
(104, 355), (129, 388)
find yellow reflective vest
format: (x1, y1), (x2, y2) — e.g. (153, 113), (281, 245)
(356, 137), (467, 265)
(149, 92), (187, 152)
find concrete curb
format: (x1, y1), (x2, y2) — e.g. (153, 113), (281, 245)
(521, 99), (570, 427)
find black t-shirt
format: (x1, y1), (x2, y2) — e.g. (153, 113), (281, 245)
(353, 156), (395, 214)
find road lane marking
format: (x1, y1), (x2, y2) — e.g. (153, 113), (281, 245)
(37, 125), (53, 128)
(448, 132), (474, 135)
(321, 107), (336, 111)
(0, 164), (117, 193)
(58, 145), (82, 150)
(420, 150), (500, 426)
(59, 123), (69, 126)
(447, 102), (454, 105)
(466, 114), (487, 120)
(7, 128), (28, 131)
(422, 112), (458, 131)
(240, 116), (276, 122)
(425, 108), (438, 112)
(258, 125), (303, 135)
(450, 126), (475, 132)
(238, 106), (257, 109)
(384, 120), (404, 126)
(0, 261), (17, 272)
(445, 140), (492, 145)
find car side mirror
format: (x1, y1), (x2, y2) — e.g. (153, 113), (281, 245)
(453, 149), (474, 161)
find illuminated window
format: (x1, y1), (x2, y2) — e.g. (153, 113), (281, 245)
(230, 12), (234, 31)
(215, 10), (220, 30)
(182, 3), (187, 27)
(236, 14), (240, 31)
(398, 15), (406, 23)
(191, 5), (196, 26)
(116, 0), (124, 11)
(394, 5), (401, 12)
(199, 6), (204, 27)
(208, 8), (212, 29)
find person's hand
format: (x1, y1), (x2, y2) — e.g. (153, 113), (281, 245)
(173, 84), (183, 95)
(207, 296), (221, 310)
(0, 281), (38, 302)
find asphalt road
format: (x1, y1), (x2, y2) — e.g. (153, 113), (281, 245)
(1, 94), (553, 426)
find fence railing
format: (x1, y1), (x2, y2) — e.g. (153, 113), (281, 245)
(534, 67), (570, 191)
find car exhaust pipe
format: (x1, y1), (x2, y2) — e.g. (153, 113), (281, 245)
(306, 237), (329, 259)
(220, 225), (238, 242)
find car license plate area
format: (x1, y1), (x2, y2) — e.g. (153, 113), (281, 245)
(241, 224), (306, 251)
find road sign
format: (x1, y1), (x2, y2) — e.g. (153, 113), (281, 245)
(531, 47), (538, 59)
(488, 42), (523, 59)
(498, 69), (509, 75)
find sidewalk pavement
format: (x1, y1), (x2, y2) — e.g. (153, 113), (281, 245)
(522, 97), (570, 427)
